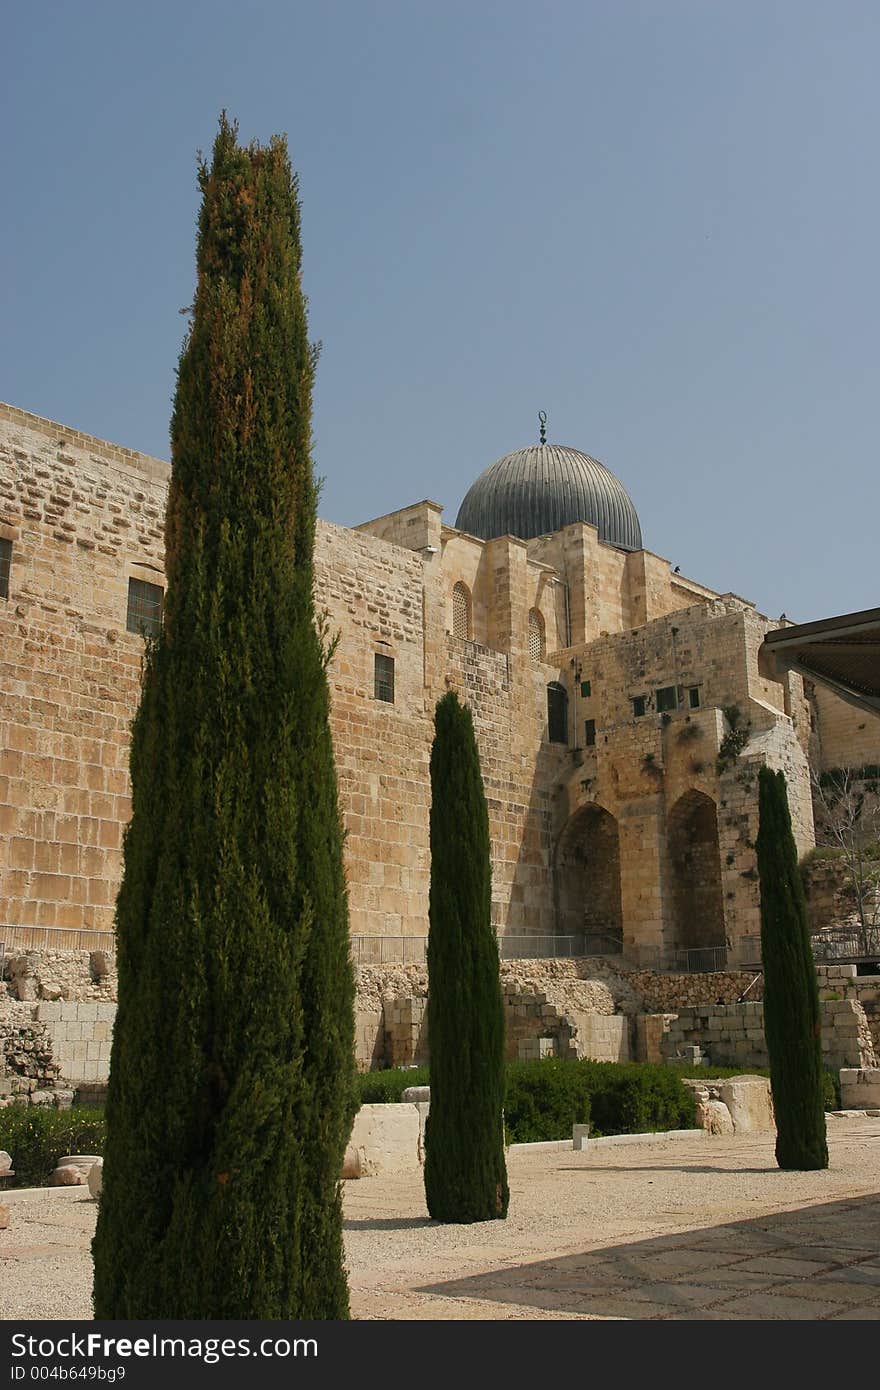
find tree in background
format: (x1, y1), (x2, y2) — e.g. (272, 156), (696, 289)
(811, 765), (880, 957)
(93, 115), (356, 1317)
(756, 766), (828, 1171)
(424, 690), (509, 1222)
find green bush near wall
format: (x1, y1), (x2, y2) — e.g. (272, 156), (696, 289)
(356, 1067), (430, 1103)
(0, 1107), (106, 1188)
(356, 1059), (698, 1143)
(0, 1062), (843, 1187)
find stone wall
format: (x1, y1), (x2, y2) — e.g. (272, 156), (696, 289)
(661, 996), (876, 1072)
(1, 403), (872, 1001)
(552, 601), (814, 964)
(32, 999), (115, 1082)
(813, 685), (880, 773)
(0, 406), (167, 937)
(0, 999), (61, 1102)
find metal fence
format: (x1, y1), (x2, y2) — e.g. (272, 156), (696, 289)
(0, 926), (116, 956)
(660, 945), (729, 975)
(350, 935), (427, 966)
(810, 929), (880, 963)
(499, 933), (599, 960)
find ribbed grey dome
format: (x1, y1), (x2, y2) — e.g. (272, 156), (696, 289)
(454, 444), (642, 550)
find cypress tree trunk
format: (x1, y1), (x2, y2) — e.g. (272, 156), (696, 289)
(756, 766), (828, 1171)
(92, 115), (357, 1317)
(424, 691), (509, 1222)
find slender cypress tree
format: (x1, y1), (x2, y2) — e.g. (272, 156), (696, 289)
(756, 766), (828, 1171)
(424, 690), (509, 1223)
(92, 115), (357, 1317)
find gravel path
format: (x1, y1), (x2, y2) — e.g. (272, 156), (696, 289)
(2, 1116), (878, 1320)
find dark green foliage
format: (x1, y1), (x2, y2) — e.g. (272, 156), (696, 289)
(503, 1059), (696, 1143)
(356, 1067), (430, 1103)
(0, 1107), (106, 1188)
(756, 767), (828, 1171)
(92, 116), (356, 1317)
(424, 691), (509, 1222)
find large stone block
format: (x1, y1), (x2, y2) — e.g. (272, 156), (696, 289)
(348, 1103), (421, 1176)
(718, 1076), (775, 1133)
(839, 1068), (880, 1109)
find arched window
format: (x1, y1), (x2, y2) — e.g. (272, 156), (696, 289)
(547, 682), (568, 744)
(452, 581), (471, 640)
(528, 608), (545, 663)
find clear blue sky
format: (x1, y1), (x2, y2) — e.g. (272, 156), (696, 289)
(4, 2), (878, 621)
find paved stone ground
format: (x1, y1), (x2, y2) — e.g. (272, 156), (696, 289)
(1, 1117), (878, 1320)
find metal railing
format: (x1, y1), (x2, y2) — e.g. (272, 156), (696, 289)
(351, 935), (427, 966)
(661, 945), (729, 975)
(810, 928), (880, 963)
(736, 931), (880, 967)
(0, 926), (116, 956)
(499, 933), (595, 960)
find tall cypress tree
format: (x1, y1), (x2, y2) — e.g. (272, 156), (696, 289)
(756, 766), (828, 1171)
(424, 691), (509, 1223)
(92, 115), (357, 1318)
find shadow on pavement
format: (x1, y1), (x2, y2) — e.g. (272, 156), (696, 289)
(417, 1192), (880, 1320)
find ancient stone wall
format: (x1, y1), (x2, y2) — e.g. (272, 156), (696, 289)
(661, 995), (876, 1072)
(813, 685), (880, 772)
(0, 405), (167, 937)
(552, 603), (814, 962)
(1, 403), (866, 974)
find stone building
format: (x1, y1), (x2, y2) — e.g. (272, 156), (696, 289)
(1, 401), (878, 970)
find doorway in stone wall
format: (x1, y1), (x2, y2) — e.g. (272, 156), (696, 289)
(667, 789), (725, 955)
(554, 804), (623, 952)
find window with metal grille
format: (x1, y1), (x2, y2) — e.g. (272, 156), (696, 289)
(374, 653), (395, 703)
(656, 685), (678, 713)
(0, 538), (11, 600)
(528, 608), (544, 663)
(452, 581), (471, 640)
(126, 578), (163, 636)
(584, 718), (596, 747)
(632, 695), (646, 718)
(547, 682), (568, 744)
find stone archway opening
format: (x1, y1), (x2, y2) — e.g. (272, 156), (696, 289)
(667, 789), (725, 951)
(555, 804), (623, 951)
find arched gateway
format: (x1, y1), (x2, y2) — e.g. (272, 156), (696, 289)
(667, 789), (725, 952)
(554, 804), (623, 951)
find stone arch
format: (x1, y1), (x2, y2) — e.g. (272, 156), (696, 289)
(554, 804), (623, 949)
(451, 580), (472, 640)
(667, 789), (725, 950)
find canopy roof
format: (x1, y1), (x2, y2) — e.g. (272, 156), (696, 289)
(763, 607), (880, 715)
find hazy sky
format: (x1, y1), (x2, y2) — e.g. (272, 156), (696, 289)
(3, 2), (878, 621)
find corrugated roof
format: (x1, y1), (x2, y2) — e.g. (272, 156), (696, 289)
(454, 443), (643, 550)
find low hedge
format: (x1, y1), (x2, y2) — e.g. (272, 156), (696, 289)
(357, 1059), (698, 1143)
(356, 1066), (429, 1104)
(505, 1059), (696, 1143)
(0, 1106), (106, 1188)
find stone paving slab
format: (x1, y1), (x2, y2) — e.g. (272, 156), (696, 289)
(2, 1119), (879, 1320)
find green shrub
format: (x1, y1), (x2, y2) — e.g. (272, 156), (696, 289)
(356, 1067), (429, 1104)
(0, 1106), (106, 1188)
(822, 1068), (841, 1111)
(503, 1059), (696, 1143)
(356, 1059), (697, 1143)
(502, 1059), (594, 1143)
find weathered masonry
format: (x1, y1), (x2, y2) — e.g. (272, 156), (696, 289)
(1, 402), (878, 966)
